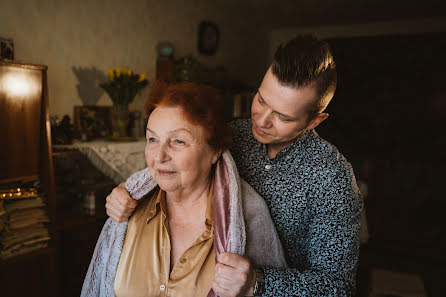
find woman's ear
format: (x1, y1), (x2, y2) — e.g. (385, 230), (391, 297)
(211, 149), (223, 165)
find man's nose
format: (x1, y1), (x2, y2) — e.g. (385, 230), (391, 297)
(257, 109), (273, 128)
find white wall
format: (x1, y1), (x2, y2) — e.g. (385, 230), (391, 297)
(0, 0), (268, 117)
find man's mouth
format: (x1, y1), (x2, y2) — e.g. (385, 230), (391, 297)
(254, 123), (269, 136)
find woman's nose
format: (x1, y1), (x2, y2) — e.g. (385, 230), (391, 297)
(155, 144), (170, 163)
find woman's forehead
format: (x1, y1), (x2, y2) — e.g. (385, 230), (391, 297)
(147, 106), (205, 137)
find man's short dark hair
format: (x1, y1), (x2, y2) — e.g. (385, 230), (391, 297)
(272, 34), (337, 121)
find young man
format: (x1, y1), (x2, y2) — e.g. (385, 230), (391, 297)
(106, 35), (362, 296)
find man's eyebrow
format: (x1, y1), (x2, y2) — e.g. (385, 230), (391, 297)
(257, 90), (294, 119)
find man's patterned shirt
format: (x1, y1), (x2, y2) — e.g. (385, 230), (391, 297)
(230, 119), (363, 297)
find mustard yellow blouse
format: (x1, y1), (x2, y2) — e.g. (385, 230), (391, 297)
(114, 184), (215, 297)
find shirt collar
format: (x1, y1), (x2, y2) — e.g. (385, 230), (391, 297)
(273, 129), (313, 159)
(146, 187), (164, 223)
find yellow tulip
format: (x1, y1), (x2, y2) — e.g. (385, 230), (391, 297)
(138, 73), (146, 82)
(127, 69), (132, 76)
(116, 68), (121, 77)
(121, 68), (128, 76)
(108, 68), (114, 81)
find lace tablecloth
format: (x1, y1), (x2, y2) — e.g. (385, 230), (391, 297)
(54, 139), (147, 184)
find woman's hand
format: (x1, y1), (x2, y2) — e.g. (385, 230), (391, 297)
(105, 183), (138, 222)
(213, 252), (256, 297)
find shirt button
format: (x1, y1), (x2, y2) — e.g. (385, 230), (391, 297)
(265, 164), (271, 170)
(180, 258), (187, 264)
(160, 284), (166, 291)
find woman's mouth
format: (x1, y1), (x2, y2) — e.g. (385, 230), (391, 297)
(157, 169), (176, 175)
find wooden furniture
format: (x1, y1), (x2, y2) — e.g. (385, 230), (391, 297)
(0, 61), (57, 297)
(156, 58), (175, 82)
(52, 149), (112, 297)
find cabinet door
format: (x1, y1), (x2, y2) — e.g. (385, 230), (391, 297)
(0, 252), (57, 297)
(0, 65), (43, 181)
(59, 221), (104, 297)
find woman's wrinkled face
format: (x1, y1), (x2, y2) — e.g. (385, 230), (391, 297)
(145, 106), (219, 194)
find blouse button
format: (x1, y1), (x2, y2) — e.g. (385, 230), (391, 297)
(180, 257), (187, 264)
(265, 164), (271, 170)
(160, 284), (166, 291)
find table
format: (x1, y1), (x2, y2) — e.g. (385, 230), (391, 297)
(54, 139), (147, 184)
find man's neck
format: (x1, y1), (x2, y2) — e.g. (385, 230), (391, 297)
(267, 130), (307, 159)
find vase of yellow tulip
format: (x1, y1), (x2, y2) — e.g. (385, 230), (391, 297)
(100, 68), (149, 137)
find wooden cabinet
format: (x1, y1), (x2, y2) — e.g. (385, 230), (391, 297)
(52, 149), (112, 297)
(0, 61), (57, 296)
(58, 217), (104, 297)
(0, 61), (117, 297)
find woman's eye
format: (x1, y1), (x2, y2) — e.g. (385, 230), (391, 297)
(257, 97), (265, 105)
(173, 139), (185, 145)
(147, 137), (157, 143)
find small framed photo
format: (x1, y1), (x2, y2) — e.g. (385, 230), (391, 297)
(74, 105), (113, 140)
(0, 38), (14, 60)
(198, 21), (219, 56)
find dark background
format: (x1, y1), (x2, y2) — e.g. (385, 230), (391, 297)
(317, 32), (446, 296)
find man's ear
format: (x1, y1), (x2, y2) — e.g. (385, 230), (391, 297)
(306, 113), (329, 130)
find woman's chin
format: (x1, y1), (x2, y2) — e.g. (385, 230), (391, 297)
(156, 180), (179, 193)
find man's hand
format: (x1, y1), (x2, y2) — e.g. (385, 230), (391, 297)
(212, 252), (256, 297)
(105, 183), (138, 222)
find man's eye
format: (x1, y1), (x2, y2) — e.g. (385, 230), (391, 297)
(277, 114), (291, 122)
(258, 97), (265, 105)
(147, 137), (157, 143)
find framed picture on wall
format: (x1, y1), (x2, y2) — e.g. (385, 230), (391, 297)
(198, 21), (219, 56)
(0, 37), (14, 60)
(74, 105), (113, 140)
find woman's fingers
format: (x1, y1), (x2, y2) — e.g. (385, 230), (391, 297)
(105, 183), (138, 222)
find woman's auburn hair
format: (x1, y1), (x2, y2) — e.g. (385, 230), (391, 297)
(145, 80), (232, 152)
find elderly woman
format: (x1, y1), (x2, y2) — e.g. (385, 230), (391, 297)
(81, 82), (287, 297)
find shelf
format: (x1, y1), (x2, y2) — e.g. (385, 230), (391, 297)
(52, 149), (79, 156)
(0, 245), (56, 266)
